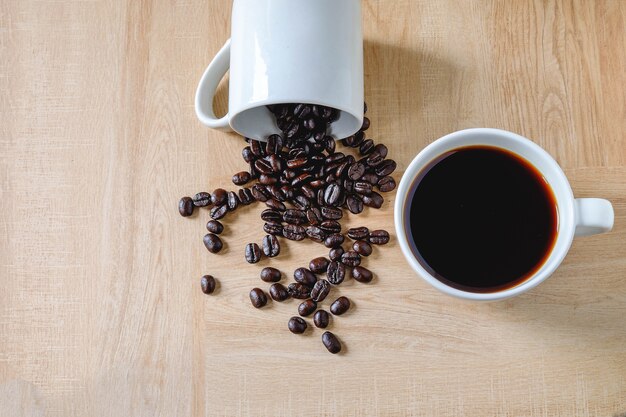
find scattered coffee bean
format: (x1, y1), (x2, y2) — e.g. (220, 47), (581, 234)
(232, 171), (251, 186)
(179, 197), (194, 217)
(324, 233), (345, 248)
(201, 275), (216, 294)
(341, 250), (361, 267)
(319, 220), (341, 234)
(265, 198), (286, 211)
(353, 240), (372, 256)
(324, 183), (343, 207)
(249, 288), (268, 308)
(269, 283), (290, 301)
(362, 191), (384, 208)
(347, 162), (366, 180)
(203, 233), (223, 253)
(245, 243), (262, 263)
(210, 204), (228, 220)
(294, 267), (317, 287)
(359, 139), (375, 155)
(310, 279), (331, 302)
(227, 191), (239, 211)
(288, 316), (307, 334)
(320, 206), (343, 220)
(327, 261), (346, 285)
(375, 159), (397, 177)
(361, 116), (370, 131)
(377, 175), (396, 192)
(309, 257), (330, 274)
(263, 221), (283, 236)
(369, 229), (390, 245)
(211, 188), (228, 205)
(330, 296), (351, 315)
(206, 220), (224, 234)
(328, 246), (344, 262)
(251, 184), (270, 202)
(347, 227), (369, 240)
(262, 234), (280, 257)
(261, 209), (282, 222)
(298, 299), (317, 317)
(192, 192), (212, 207)
(354, 181), (373, 196)
(352, 266), (373, 283)
(346, 195), (364, 214)
(305, 225), (327, 242)
(313, 310), (330, 328)
(260, 267), (281, 283)
(283, 209), (307, 225)
(322, 331), (341, 354)
(287, 282), (312, 299)
(283, 224), (306, 241)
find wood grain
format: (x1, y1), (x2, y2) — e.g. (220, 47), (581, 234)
(1, 0), (625, 416)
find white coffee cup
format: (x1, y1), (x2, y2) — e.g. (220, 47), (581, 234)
(394, 128), (614, 301)
(195, 0), (364, 141)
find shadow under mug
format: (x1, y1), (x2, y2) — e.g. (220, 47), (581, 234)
(394, 128), (614, 301)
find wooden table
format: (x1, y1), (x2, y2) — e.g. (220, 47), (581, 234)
(2, 1), (625, 416)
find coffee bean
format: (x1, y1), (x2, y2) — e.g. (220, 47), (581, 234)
(232, 171), (251, 186)
(211, 188), (228, 205)
(354, 181), (373, 196)
(324, 233), (345, 248)
(288, 316), (307, 334)
(294, 267), (317, 287)
(347, 162), (366, 180)
(251, 184), (270, 202)
(238, 188), (254, 204)
(262, 234), (280, 257)
(210, 204), (228, 220)
(206, 220), (224, 234)
(375, 159), (397, 177)
(362, 191), (383, 209)
(326, 152), (345, 164)
(248, 161), (259, 179)
(373, 143), (388, 158)
(322, 331), (341, 354)
(366, 150), (384, 167)
(305, 225), (327, 242)
(258, 173), (277, 185)
(359, 139), (375, 155)
(298, 299), (317, 317)
(266, 134), (282, 154)
(327, 261), (346, 285)
(179, 197), (194, 217)
(310, 279), (331, 302)
(341, 250), (361, 267)
(352, 131), (365, 147)
(330, 296), (350, 315)
(267, 154), (283, 172)
(292, 195), (311, 210)
(369, 229), (390, 245)
(362, 172), (379, 184)
(317, 188), (326, 206)
(265, 198), (286, 211)
(346, 195), (364, 214)
(328, 247), (344, 262)
(318, 220), (340, 234)
(306, 208), (323, 225)
(260, 267), (281, 283)
(201, 275), (216, 294)
(227, 191), (239, 211)
(287, 282), (311, 299)
(267, 184), (286, 202)
(261, 209), (282, 222)
(283, 224), (306, 241)
(314, 310), (330, 328)
(301, 184), (316, 199)
(249, 139), (265, 157)
(361, 116), (370, 131)
(324, 183), (343, 207)
(249, 288), (268, 308)
(352, 266), (373, 283)
(377, 175), (396, 192)
(269, 283), (289, 301)
(286, 157), (308, 169)
(335, 160), (350, 178)
(320, 206), (342, 220)
(309, 257), (330, 274)
(353, 240), (373, 256)
(347, 226), (369, 240)
(263, 221), (283, 236)
(192, 192), (212, 207)
(294, 103), (311, 118)
(203, 233), (223, 253)
(245, 243), (262, 263)
(283, 209), (307, 225)
(242, 146), (254, 163)
(324, 136), (336, 154)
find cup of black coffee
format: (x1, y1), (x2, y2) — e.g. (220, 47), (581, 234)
(394, 128), (614, 301)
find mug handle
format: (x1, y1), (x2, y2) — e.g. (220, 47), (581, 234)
(195, 39), (232, 131)
(574, 198), (614, 237)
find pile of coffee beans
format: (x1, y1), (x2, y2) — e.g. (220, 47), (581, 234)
(179, 102), (394, 354)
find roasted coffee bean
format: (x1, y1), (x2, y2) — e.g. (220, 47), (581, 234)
(347, 162), (366, 180)
(211, 188), (228, 205)
(280, 185), (293, 200)
(206, 220), (224, 234)
(258, 173), (277, 185)
(293, 195), (311, 211)
(294, 103), (311, 118)
(312, 104), (331, 119)
(359, 138), (375, 155)
(375, 159), (397, 177)
(346, 195), (364, 214)
(245, 243), (262, 263)
(263, 221), (283, 236)
(314, 310), (330, 328)
(309, 179), (325, 189)
(324, 233), (345, 248)
(317, 188), (326, 206)
(294, 267), (317, 287)
(301, 184), (316, 199)
(265, 198), (286, 211)
(288, 316), (307, 334)
(266, 134), (282, 155)
(303, 118), (316, 131)
(328, 246), (344, 262)
(267, 154), (282, 172)
(289, 147), (308, 159)
(361, 116), (370, 131)
(242, 146), (255, 163)
(192, 192), (212, 207)
(310, 279), (331, 302)
(284, 169), (297, 180)
(354, 181), (373, 195)
(324, 183), (343, 207)
(286, 157), (308, 169)
(353, 240), (373, 256)
(232, 171), (251, 186)
(210, 204), (228, 220)
(238, 188), (254, 204)
(291, 173), (313, 188)
(260, 267), (281, 283)
(201, 275), (216, 294)
(320, 206), (342, 220)
(335, 160), (350, 178)
(322, 331), (341, 354)
(306, 208), (323, 225)
(269, 283), (289, 301)
(298, 299), (317, 317)
(249, 288), (268, 308)
(252, 184), (270, 202)
(254, 158), (273, 174)
(377, 176), (396, 192)
(361, 172), (379, 185)
(261, 209), (282, 222)
(262, 234), (280, 257)
(179, 197), (194, 217)
(285, 121), (299, 138)
(324, 136), (336, 154)
(287, 283), (311, 299)
(369, 229), (390, 245)
(330, 296), (351, 315)
(227, 191), (239, 211)
(248, 161), (258, 179)
(267, 185), (286, 202)
(343, 179), (354, 193)
(373, 143), (388, 158)
(362, 191), (384, 209)
(283, 224), (306, 241)
(203, 233), (223, 253)
(309, 257), (330, 274)
(352, 266), (373, 283)
(366, 150), (384, 167)
(347, 226), (369, 240)
(320, 220), (341, 234)
(326, 152), (345, 164)
(341, 250), (361, 267)
(249, 139), (265, 157)
(283, 209), (307, 225)
(327, 261), (346, 285)
(305, 225), (327, 242)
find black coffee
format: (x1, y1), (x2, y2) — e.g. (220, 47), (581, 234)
(406, 146), (558, 293)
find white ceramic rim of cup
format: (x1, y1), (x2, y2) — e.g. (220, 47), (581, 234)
(394, 128), (576, 301)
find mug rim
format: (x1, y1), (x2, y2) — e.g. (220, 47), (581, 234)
(394, 128), (576, 301)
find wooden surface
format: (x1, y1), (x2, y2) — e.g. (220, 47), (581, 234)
(1, 1), (625, 416)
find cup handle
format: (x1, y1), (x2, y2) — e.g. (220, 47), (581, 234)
(574, 198), (614, 237)
(195, 39), (232, 131)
